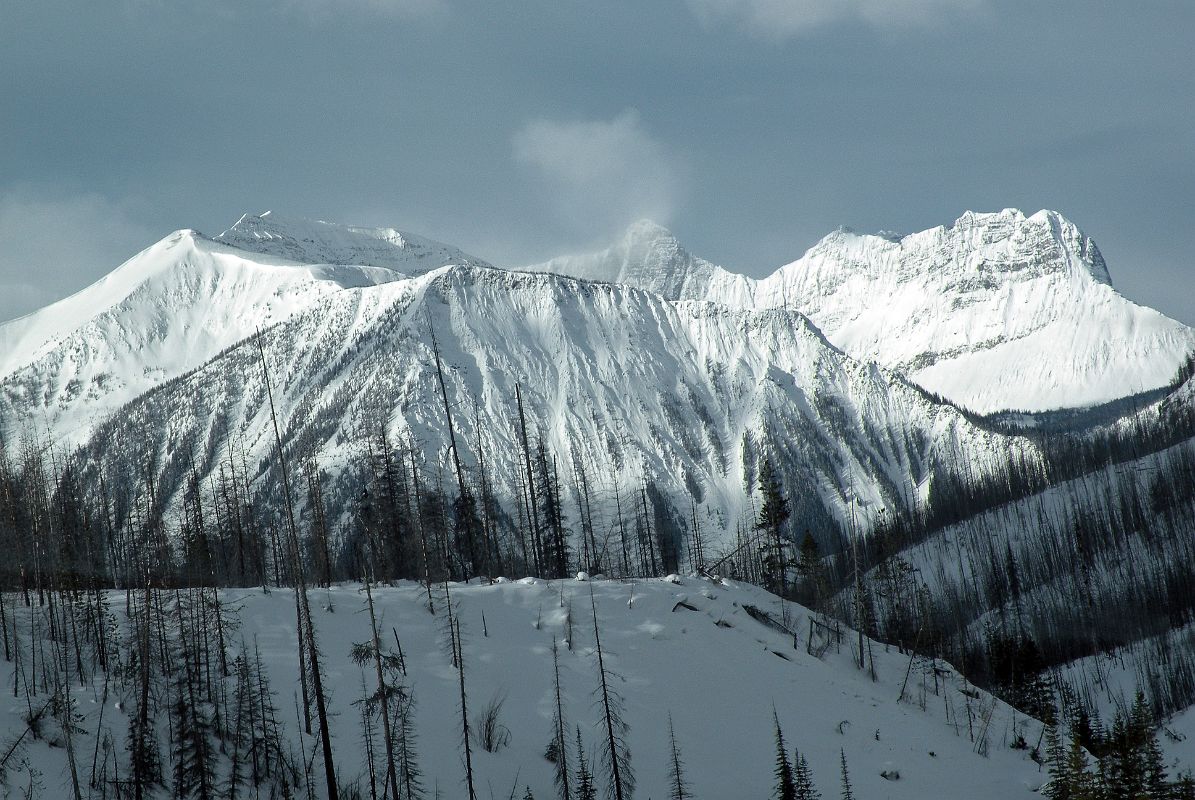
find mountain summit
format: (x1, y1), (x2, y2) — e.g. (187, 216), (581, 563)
(535, 210), (1192, 414)
(525, 219), (752, 304)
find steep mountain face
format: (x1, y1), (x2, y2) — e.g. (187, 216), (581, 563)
(535, 210), (1195, 414)
(75, 258), (1028, 556)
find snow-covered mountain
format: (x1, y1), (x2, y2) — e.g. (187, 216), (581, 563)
(534, 210), (1195, 414)
(73, 256), (1026, 557)
(0, 230), (402, 446)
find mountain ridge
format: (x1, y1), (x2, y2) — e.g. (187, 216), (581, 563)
(527, 208), (1192, 414)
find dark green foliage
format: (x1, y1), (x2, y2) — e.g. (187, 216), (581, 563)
(772, 713), (796, 800)
(756, 458), (793, 595)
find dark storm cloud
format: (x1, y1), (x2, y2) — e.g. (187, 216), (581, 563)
(1, 1), (1191, 322)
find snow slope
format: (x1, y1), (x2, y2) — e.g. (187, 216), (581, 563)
(532, 210), (1195, 414)
(0, 577), (1052, 799)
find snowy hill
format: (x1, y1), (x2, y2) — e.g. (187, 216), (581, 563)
(535, 210), (1195, 414)
(0, 577), (1052, 799)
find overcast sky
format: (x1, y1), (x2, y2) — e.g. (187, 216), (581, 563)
(2, 1), (1192, 323)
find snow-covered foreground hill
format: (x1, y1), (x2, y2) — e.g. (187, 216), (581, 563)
(0, 577), (1051, 798)
(531, 210), (1195, 414)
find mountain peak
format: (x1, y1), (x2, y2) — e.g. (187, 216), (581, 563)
(622, 218), (676, 243)
(524, 220), (752, 302)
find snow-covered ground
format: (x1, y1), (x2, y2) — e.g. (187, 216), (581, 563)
(0, 577), (1052, 798)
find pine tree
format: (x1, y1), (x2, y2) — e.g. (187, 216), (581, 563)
(547, 639), (572, 800)
(395, 687), (425, 800)
(169, 591), (218, 800)
(1044, 717), (1070, 800)
(772, 712), (796, 800)
(665, 714), (690, 800)
(756, 458), (792, 595)
(575, 726), (598, 800)
(1132, 691), (1167, 799)
(795, 532), (824, 608)
(793, 750), (820, 800)
(591, 588), (634, 800)
(1064, 727), (1095, 800)
(838, 749), (853, 800)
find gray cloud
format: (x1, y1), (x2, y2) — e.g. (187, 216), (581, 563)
(0, 188), (157, 322)
(275, 0), (446, 20)
(686, 0), (985, 37)
(1, 2), (1191, 324)
(513, 110), (682, 239)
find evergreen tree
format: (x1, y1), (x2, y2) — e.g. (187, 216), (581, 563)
(575, 726), (598, 800)
(1132, 692), (1167, 799)
(665, 714), (690, 800)
(838, 749), (853, 800)
(795, 532), (824, 608)
(1065, 725), (1096, 800)
(756, 458), (792, 595)
(772, 712), (796, 800)
(1045, 717), (1070, 800)
(793, 750), (820, 800)
(395, 688), (426, 800)
(590, 588), (634, 800)
(547, 638), (572, 800)
(169, 657), (217, 799)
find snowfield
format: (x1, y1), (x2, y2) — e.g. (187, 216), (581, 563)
(0, 578), (1051, 798)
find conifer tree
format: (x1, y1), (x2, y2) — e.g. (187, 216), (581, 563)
(575, 726), (598, 800)
(1064, 726), (1095, 800)
(169, 593), (217, 800)
(590, 587), (633, 800)
(665, 714), (690, 800)
(793, 750), (820, 800)
(838, 749), (853, 800)
(547, 638), (572, 800)
(756, 458), (792, 595)
(1044, 717), (1070, 800)
(772, 712), (796, 800)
